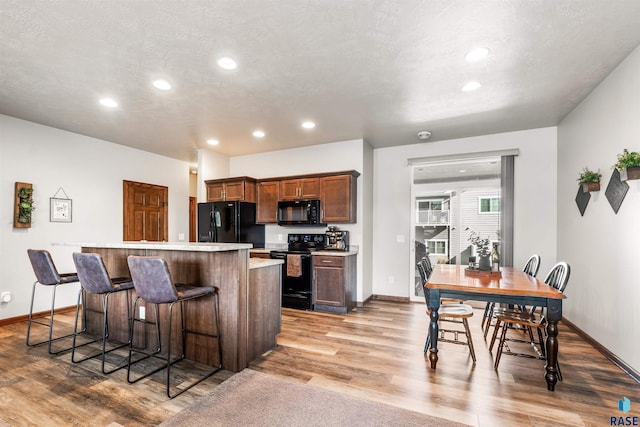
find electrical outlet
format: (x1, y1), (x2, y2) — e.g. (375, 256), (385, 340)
(178, 233), (185, 241)
(388, 276), (395, 284)
(277, 234), (283, 242)
(139, 306), (145, 318)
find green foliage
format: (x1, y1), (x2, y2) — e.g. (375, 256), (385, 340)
(615, 149), (640, 169)
(17, 187), (34, 224)
(577, 167), (601, 184)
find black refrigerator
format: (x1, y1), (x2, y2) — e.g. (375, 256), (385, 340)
(197, 201), (265, 247)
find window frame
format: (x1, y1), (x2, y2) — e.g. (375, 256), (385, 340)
(426, 239), (448, 255)
(479, 196), (500, 214)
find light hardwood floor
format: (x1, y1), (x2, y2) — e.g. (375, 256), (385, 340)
(1, 300), (638, 426)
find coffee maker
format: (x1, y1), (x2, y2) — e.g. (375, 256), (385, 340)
(325, 226), (349, 251)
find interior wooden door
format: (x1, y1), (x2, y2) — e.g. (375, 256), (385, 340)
(123, 180), (168, 241)
(189, 196), (196, 242)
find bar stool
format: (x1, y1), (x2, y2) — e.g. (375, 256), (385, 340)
(71, 252), (134, 374)
(26, 249), (80, 354)
(126, 255), (222, 398)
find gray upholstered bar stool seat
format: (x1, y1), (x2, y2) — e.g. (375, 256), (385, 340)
(71, 252), (134, 374)
(126, 255), (222, 398)
(26, 249), (81, 354)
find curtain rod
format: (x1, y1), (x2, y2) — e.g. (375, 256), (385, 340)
(407, 149), (520, 166)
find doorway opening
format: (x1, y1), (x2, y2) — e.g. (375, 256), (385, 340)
(411, 158), (501, 300)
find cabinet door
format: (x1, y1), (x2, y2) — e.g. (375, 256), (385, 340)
(320, 174), (356, 222)
(257, 180), (279, 223)
(299, 178), (320, 199)
(206, 183), (225, 201)
(224, 181), (245, 201)
(313, 266), (345, 306)
(279, 179), (301, 200)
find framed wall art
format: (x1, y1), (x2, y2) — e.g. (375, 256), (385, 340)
(50, 187), (72, 222)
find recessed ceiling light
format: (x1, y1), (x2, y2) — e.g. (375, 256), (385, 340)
(206, 139), (219, 146)
(301, 121), (316, 129)
(152, 79), (172, 90)
(465, 47), (489, 62)
(99, 98), (118, 108)
(217, 57), (237, 70)
(461, 81), (481, 92)
(252, 130), (265, 138)
(459, 169), (467, 173)
(191, 170), (198, 174)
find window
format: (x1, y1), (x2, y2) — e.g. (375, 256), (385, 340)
(426, 239), (447, 255)
(479, 197), (500, 213)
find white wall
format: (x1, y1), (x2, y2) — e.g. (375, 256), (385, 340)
(557, 46), (640, 373)
(228, 139), (370, 301)
(196, 148), (230, 202)
(0, 115), (191, 319)
(373, 127), (558, 297)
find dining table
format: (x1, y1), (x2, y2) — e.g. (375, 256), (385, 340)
(425, 264), (566, 391)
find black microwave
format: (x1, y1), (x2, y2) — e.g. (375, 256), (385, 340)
(277, 199), (325, 226)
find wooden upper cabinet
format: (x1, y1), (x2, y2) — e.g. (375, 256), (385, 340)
(320, 172), (358, 223)
(206, 182), (225, 201)
(279, 178), (320, 201)
(256, 180), (280, 223)
(205, 177), (256, 202)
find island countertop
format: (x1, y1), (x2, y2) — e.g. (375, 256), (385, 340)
(72, 241), (253, 251)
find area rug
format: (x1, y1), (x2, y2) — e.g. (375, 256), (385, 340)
(160, 369), (468, 427)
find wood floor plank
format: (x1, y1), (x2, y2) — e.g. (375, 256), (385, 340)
(1, 300), (639, 425)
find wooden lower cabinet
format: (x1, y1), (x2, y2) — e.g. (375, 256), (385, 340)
(250, 252), (271, 259)
(312, 254), (357, 314)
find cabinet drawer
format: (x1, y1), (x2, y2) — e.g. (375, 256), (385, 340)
(314, 256), (344, 268)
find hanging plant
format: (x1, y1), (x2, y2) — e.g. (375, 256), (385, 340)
(17, 187), (34, 224)
(614, 149), (640, 181)
(577, 167), (601, 192)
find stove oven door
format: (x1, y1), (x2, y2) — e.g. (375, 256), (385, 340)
(270, 251), (313, 310)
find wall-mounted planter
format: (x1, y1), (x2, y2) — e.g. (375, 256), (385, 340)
(582, 182), (600, 192)
(14, 182), (34, 228)
(619, 166), (640, 181)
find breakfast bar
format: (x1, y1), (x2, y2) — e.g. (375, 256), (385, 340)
(79, 242), (282, 372)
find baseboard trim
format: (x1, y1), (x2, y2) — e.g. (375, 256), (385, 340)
(563, 317), (640, 384)
(357, 294), (374, 308)
(371, 294), (411, 303)
(0, 306), (77, 327)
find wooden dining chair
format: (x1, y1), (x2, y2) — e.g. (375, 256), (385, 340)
(482, 254), (541, 337)
(418, 262), (476, 363)
(490, 262), (570, 377)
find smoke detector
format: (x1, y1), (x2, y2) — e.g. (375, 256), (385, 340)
(417, 131), (432, 140)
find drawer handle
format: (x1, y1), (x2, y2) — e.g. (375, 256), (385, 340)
(322, 260), (332, 263)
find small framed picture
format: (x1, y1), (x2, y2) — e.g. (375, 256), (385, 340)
(50, 198), (72, 222)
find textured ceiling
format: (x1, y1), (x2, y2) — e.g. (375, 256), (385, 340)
(2, 1), (640, 163)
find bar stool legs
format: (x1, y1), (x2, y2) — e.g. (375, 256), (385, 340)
(127, 291), (222, 398)
(71, 289), (133, 374)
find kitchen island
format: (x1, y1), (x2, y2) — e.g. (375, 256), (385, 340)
(78, 242), (282, 372)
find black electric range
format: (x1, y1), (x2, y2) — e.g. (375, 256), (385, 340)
(270, 234), (326, 310)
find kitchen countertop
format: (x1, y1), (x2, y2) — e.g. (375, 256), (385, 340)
(70, 242), (253, 251)
(249, 258), (284, 269)
(312, 250), (358, 257)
